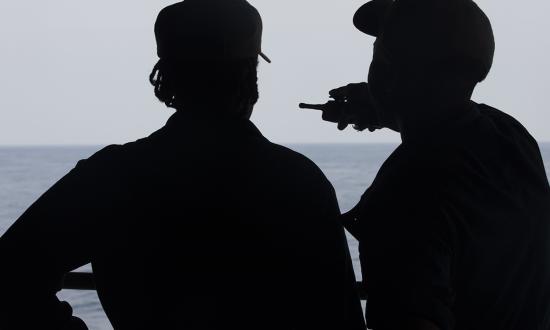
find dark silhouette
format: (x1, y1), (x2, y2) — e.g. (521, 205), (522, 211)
(303, 0), (550, 329)
(0, 1), (365, 329)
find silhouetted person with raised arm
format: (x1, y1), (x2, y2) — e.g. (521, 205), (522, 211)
(301, 0), (550, 329)
(0, 1), (366, 329)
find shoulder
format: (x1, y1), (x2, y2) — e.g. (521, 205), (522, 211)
(76, 137), (154, 174)
(360, 146), (457, 248)
(362, 143), (459, 216)
(477, 103), (521, 125)
(79, 144), (127, 168)
(265, 143), (318, 167)
(477, 103), (539, 144)
(269, 143), (331, 177)
(85, 144), (125, 162)
(261, 142), (337, 196)
(376, 144), (444, 184)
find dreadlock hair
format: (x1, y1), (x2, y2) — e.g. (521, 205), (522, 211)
(149, 57), (259, 118)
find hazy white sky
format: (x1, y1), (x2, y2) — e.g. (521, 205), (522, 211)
(0, 0), (548, 145)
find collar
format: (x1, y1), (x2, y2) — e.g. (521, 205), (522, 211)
(164, 110), (266, 141)
(401, 101), (481, 144)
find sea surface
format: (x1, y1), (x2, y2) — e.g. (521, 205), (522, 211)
(1, 144), (549, 329)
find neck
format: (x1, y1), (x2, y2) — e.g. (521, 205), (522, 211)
(174, 105), (253, 121)
(398, 100), (474, 143)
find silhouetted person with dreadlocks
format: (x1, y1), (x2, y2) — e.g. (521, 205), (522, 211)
(301, 0), (550, 329)
(0, 1), (366, 329)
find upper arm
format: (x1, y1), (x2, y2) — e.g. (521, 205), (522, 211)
(409, 317), (442, 330)
(361, 187), (456, 330)
(0, 146), (125, 327)
(1, 146), (125, 272)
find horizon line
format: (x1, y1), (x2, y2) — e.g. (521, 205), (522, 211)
(0, 142), (406, 148)
(1, 140), (550, 147)
(1, 141), (550, 148)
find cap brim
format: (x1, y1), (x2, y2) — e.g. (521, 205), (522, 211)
(260, 52), (271, 63)
(353, 0), (393, 37)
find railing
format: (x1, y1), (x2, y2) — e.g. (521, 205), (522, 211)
(63, 272), (367, 300)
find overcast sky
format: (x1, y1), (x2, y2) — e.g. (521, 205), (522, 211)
(0, 0), (548, 145)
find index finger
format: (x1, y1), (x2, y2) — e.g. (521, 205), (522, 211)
(329, 85), (349, 100)
(299, 103), (326, 111)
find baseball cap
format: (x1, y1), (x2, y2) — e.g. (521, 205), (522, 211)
(155, 0), (271, 63)
(353, 0), (495, 81)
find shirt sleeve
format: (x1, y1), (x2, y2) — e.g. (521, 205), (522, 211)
(359, 187), (457, 330)
(0, 145), (124, 330)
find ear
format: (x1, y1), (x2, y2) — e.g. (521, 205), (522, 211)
(368, 58), (399, 99)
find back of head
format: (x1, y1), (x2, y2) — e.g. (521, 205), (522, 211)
(150, 0), (267, 117)
(382, 0), (495, 82)
(355, 0), (495, 114)
(149, 58), (259, 118)
(355, 0), (495, 83)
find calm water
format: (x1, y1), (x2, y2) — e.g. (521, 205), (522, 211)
(1, 143), (549, 329)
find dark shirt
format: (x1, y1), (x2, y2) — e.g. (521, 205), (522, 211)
(0, 111), (365, 330)
(356, 103), (550, 330)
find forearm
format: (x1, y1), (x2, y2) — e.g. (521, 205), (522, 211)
(0, 241), (88, 330)
(0, 200), (92, 329)
(0, 147), (118, 329)
(371, 317), (441, 330)
(407, 318), (442, 330)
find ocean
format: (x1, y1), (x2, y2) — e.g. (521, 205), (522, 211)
(1, 144), (549, 330)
